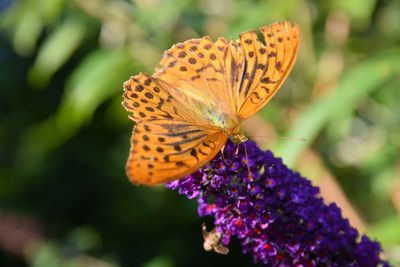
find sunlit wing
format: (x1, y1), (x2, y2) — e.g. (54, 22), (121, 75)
(123, 73), (200, 123)
(123, 74), (227, 185)
(235, 22), (300, 119)
(126, 121), (227, 185)
(153, 36), (237, 118)
(152, 22), (300, 122)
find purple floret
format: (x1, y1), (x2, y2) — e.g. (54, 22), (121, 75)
(166, 141), (390, 266)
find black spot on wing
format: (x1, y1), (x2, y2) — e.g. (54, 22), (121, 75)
(190, 148), (199, 161)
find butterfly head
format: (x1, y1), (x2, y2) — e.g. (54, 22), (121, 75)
(225, 125), (248, 144)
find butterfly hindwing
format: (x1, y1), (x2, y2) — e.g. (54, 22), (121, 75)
(126, 121), (227, 185)
(123, 74), (228, 185)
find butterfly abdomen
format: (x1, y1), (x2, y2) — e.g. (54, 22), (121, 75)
(199, 107), (247, 144)
(199, 107), (238, 130)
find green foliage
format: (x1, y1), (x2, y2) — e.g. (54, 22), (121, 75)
(275, 48), (400, 167)
(0, 0), (399, 266)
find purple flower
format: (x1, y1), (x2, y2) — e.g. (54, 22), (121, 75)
(167, 141), (390, 266)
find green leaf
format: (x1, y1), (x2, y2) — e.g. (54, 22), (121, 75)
(18, 49), (135, 173)
(369, 216), (400, 246)
(329, 0), (377, 27)
(58, 48), (134, 131)
(228, 0), (301, 37)
(274, 48), (400, 167)
(12, 10), (43, 56)
(141, 255), (174, 267)
(28, 18), (86, 88)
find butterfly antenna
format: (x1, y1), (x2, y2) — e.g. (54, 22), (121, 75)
(248, 134), (307, 142)
(242, 142), (253, 182)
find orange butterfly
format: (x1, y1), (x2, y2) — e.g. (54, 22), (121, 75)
(122, 21), (300, 185)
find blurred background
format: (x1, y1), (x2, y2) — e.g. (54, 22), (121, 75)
(0, 0), (399, 266)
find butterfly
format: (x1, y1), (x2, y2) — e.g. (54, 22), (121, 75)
(122, 21), (300, 185)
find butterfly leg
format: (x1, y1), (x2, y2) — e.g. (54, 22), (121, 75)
(242, 142), (254, 182)
(220, 143), (228, 163)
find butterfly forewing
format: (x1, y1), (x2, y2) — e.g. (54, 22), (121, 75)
(154, 36), (237, 118)
(237, 30), (265, 106)
(123, 74), (200, 122)
(236, 22), (300, 119)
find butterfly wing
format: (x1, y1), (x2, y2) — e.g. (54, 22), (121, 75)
(235, 22), (300, 119)
(126, 121), (227, 185)
(153, 22), (300, 122)
(123, 74), (227, 185)
(123, 73), (200, 123)
(122, 21), (299, 184)
(153, 36), (237, 118)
